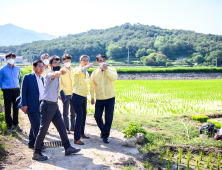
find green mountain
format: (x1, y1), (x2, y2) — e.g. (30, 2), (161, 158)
(0, 23), (222, 65)
(0, 24), (56, 46)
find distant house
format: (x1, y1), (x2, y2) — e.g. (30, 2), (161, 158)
(177, 57), (186, 61)
(0, 53), (23, 64)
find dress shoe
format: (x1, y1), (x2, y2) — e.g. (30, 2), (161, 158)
(70, 127), (75, 131)
(81, 134), (90, 138)
(74, 139), (84, 145)
(65, 146), (81, 156)
(67, 130), (71, 134)
(32, 152), (48, 161)
(103, 138), (109, 144)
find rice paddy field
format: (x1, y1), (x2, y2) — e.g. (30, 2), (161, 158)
(87, 79), (222, 116)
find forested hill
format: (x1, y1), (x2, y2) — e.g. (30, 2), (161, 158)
(0, 23), (222, 64)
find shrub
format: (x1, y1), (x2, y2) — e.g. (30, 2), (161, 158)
(123, 123), (147, 139)
(192, 114), (209, 122)
(207, 120), (222, 129)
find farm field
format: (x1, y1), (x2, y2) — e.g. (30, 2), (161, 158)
(87, 79), (222, 116)
(87, 79), (222, 169)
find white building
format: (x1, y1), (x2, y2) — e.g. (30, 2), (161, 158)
(0, 53), (23, 64)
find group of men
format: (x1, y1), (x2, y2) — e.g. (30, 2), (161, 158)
(0, 52), (118, 161)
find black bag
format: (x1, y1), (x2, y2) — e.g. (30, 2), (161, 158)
(199, 123), (215, 137)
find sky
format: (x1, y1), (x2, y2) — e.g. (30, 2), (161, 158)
(0, 0), (222, 36)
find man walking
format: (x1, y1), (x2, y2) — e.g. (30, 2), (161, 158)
(33, 55), (80, 161)
(90, 54), (118, 144)
(0, 52), (22, 133)
(20, 60), (46, 149)
(59, 54), (76, 134)
(72, 55), (93, 145)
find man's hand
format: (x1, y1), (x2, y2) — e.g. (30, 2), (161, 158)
(87, 63), (93, 69)
(21, 106), (28, 113)
(103, 64), (108, 70)
(60, 69), (66, 75)
(91, 98), (95, 105)
(58, 96), (62, 100)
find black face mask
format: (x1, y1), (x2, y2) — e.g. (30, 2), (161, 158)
(53, 66), (61, 71)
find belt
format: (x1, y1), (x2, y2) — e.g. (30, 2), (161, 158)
(43, 100), (58, 105)
(8, 88), (20, 90)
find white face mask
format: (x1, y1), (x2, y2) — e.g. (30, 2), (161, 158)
(99, 62), (106, 68)
(43, 59), (49, 65)
(84, 79), (90, 83)
(64, 62), (71, 67)
(7, 58), (15, 64)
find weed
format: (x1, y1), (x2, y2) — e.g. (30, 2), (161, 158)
(217, 161), (220, 170)
(123, 123), (147, 139)
(142, 161), (152, 170)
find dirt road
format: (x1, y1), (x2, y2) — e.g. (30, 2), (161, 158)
(1, 100), (143, 170)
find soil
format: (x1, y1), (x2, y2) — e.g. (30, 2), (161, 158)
(143, 144), (222, 170)
(0, 100), (144, 170)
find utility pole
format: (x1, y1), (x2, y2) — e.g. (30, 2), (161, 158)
(216, 57), (217, 67)
(128, 48), (129, 67)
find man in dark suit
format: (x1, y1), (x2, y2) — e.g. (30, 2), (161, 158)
(20, 60), (46, 149)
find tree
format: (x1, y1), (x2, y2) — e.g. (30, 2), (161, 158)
(193, 55), (205, 64)
(146, 49), (156, 55)
(106, 44), (122, 59)
(135, 48), (147, 62)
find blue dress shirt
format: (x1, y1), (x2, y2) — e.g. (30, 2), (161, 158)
(0, 64), (21, 89)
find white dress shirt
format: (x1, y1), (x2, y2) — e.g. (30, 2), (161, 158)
(35, 74), (44, 101)
(100, 69), (104, 74)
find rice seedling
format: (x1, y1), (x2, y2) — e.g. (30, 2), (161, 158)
(217, 161), (220, 170)
(160, 149), (164, 164)
(167, 153), (172, 170)
(196, 157), (200, 170)
(206, 158), (210, 168)
(218, 153), (221, 163)
(166, 147), (170, 157)
(187, 151), (191, 170)
(209, 153), (212, 162)
(178, 148), (183, 163)
(200, 151), (203, 161)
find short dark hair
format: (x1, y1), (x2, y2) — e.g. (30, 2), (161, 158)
(41, 53), (50, 59)
(5, 52), (16, 59)
(62, 54), (72, 60)
(33, 60), (43, 67)
(96, 54), (106, 61)
(49, 55), (61, 64)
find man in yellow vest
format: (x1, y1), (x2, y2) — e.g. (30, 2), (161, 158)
(72, 55), (93, 145)
(59, 54), (76, 134)
(41, 53), (51, 79)
(90, 54), (118, 144)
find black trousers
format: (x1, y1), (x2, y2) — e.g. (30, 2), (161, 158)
(71, 93), (87, 141)
(2, 88), (20, 127)
(94, 97), (115, 139)
(34, 102), (70, 153)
